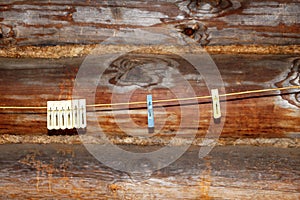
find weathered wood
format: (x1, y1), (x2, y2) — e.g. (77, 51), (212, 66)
(0, 44), (299, 59)
(0, 0), (299, 47)
(0, 144), (299, 199)
(0, 54), (299, 137)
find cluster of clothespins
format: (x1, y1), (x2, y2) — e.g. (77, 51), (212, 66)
(47, 99), (86, 130)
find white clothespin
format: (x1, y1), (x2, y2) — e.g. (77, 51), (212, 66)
(211, 89), (221, 120)
(58, 101), (67, 130)
(72, 99), (80, 129)
(79, 99), (87, 128)
(65, 100), (73, 129)
(53, 102), (60, 130)
(47, 101), (54, 130)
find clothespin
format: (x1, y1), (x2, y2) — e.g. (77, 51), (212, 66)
(211, 89), (221, 123)
(79, 99), (87, 129)
(72, 99), (80, 129)
(65, 100), (73, 129)
(147, 95), (154, 133)
(59, 101), (67, 130)
(47, 101), (54, 130)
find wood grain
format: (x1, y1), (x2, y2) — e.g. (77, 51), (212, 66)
(0, 54), (299, 138)
(0, 0), (299, 47)
(0, 144), (299, 199)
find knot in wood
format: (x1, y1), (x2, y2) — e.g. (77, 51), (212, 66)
(177, 0), (239, 19)
(275, 58), (300, 108)
(175, 22), (210, 45)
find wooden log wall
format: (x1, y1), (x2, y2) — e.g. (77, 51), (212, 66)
(0, 0), (299, 138)
(0, 1), (299, 199)
(0, 0), (299, 47)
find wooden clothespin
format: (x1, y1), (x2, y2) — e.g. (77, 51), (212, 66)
(211, 89), (221, 123)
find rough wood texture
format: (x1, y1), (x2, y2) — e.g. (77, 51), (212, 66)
(0, 0), (299, 47)
(0, 44), (299, 59)
(0, 144), (299, 199)
(0, 54), (299, 137)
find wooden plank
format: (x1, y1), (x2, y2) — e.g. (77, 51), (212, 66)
(0, 54), (299, 137)
(0, 144), (299, 199)
(0, 0), (299, 47)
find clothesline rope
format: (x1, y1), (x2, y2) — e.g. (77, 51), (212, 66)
(0, 85), (299, 110)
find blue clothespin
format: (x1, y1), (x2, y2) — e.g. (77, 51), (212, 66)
(147, 95), (154, 133)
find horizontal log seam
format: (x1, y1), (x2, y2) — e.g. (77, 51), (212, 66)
(0, 85), (299, 110)
(0, 45), (299, 58)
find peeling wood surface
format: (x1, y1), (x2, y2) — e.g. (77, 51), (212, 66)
(0, 54), (299, 137)
(0, 0), (299, 47)
(0, 144), (299, 199)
